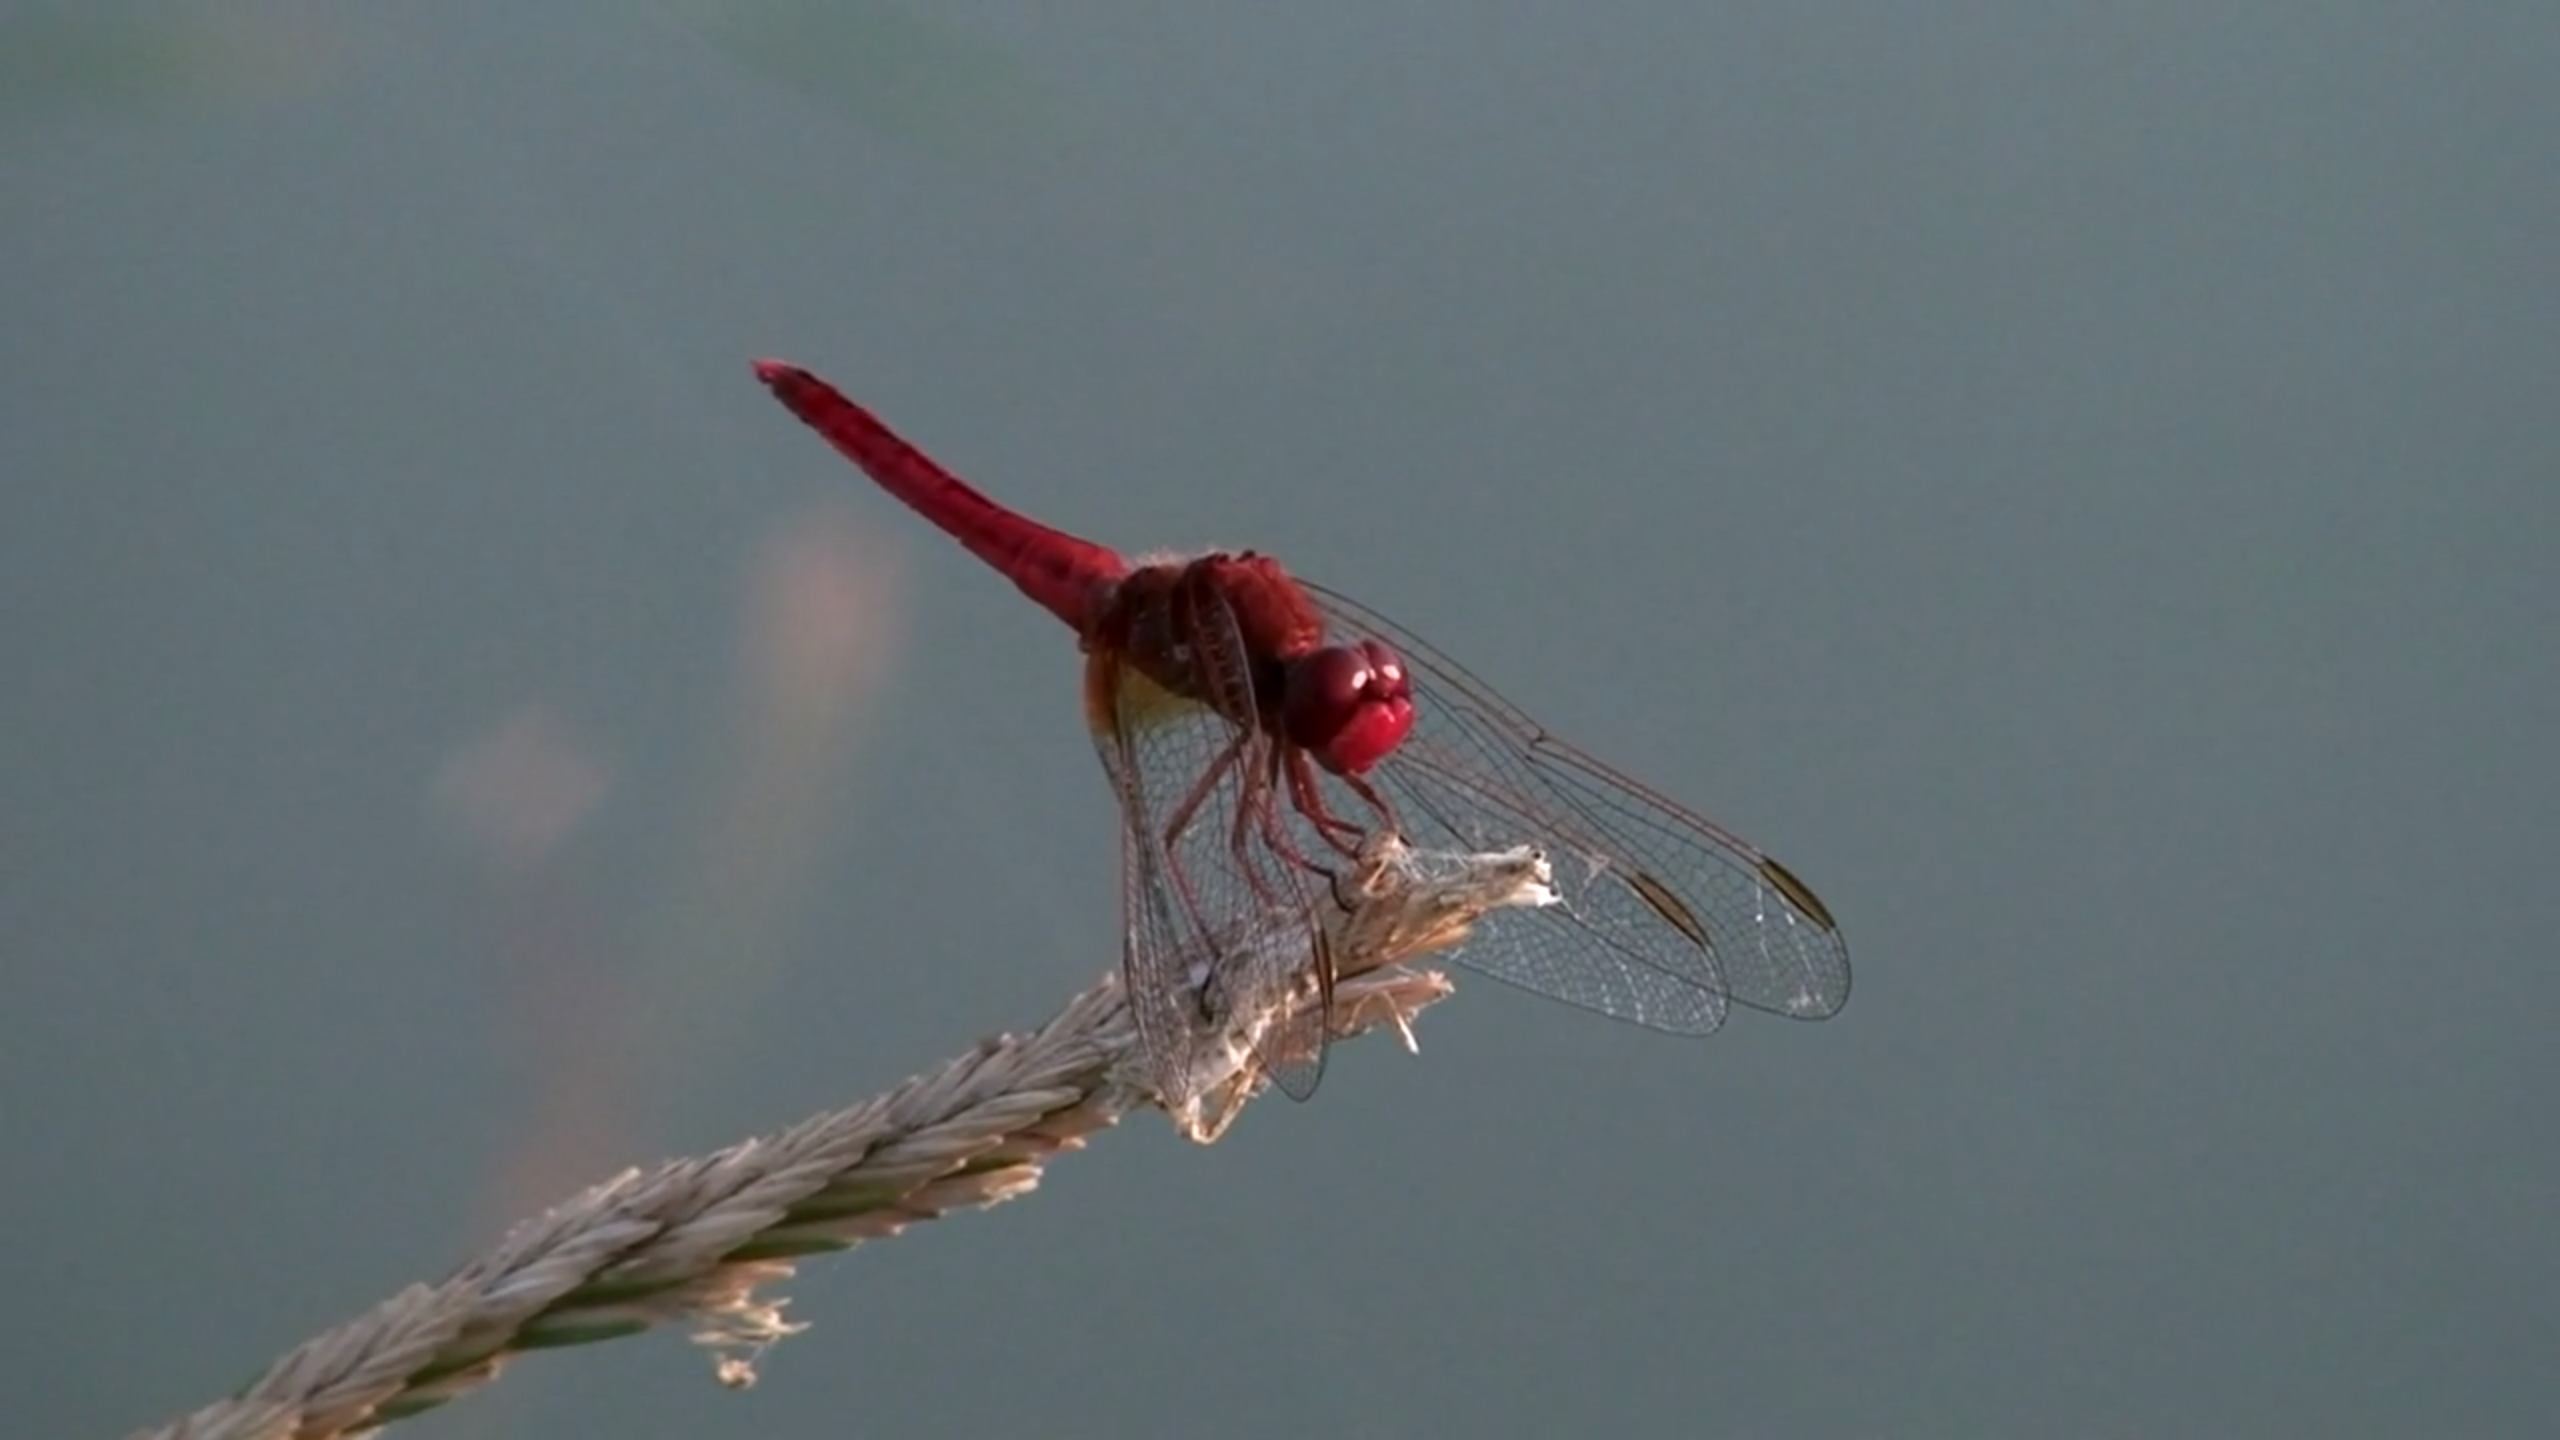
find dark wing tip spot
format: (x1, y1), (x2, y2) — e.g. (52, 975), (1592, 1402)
(1757, 857), (1840, 932)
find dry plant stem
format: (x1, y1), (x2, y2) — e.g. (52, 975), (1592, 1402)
(127, 839), (1553, 1440)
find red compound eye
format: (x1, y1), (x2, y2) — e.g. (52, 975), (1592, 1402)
(1282, 640), (1414, 774)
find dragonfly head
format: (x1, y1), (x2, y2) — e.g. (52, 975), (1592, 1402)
(1281, 638), (1415, 774)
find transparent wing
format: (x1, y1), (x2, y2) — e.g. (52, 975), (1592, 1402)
(1092, 580), (1333, 1105)
(1304, 582), (1851, 1031)
(1100, 731), (1213, 1109)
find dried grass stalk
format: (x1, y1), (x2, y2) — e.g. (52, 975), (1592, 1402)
(127, 838), (1558, 1440)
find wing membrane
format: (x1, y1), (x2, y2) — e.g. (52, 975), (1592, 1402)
(1091, 581), (1333, 1107)
(1304, 582), (1851, 1030)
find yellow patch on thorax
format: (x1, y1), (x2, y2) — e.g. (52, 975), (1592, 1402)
(1083, 651), (1201, 737)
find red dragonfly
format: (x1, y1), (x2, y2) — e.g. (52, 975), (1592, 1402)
(755, 361), (1850, 1109)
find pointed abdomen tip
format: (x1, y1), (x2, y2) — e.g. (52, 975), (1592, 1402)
(752, 358), (802, 387)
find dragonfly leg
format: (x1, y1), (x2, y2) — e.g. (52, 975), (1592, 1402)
(1282, 751), (1392, 858)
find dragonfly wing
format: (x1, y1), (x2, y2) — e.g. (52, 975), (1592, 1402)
(1099, 729), (1210, 1109)
(1167, 570), (1336, 1100)
(1092, 580), (1333, 1105)
(1304, 582), (1851, 1028)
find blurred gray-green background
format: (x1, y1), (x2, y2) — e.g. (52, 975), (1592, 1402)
(7, 5), (2555, 1436)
